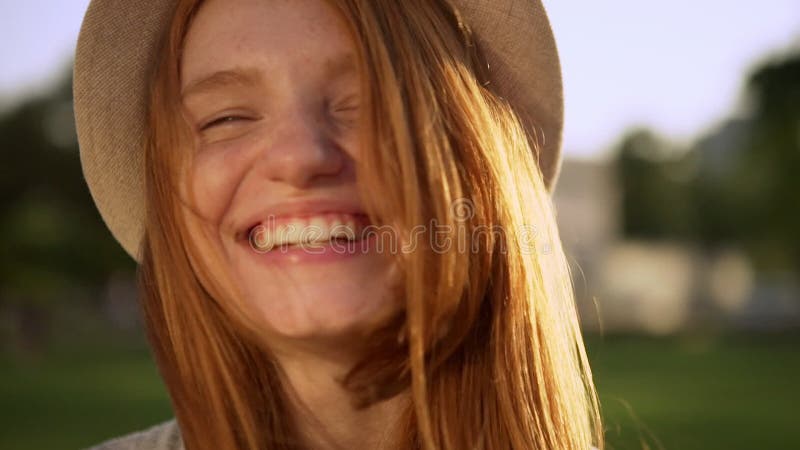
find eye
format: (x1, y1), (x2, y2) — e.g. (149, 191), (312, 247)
(329, 95), (360, 126)
(199, 115), (250, 131)
(333, 96), (359, 111)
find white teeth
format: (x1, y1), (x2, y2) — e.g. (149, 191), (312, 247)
(250, 226), (274, 251)
(343, 218), (356, 237)
(329, 218), (343, 238)
(331, 218), (356, 240)
(249, 214), (362, 251)
(309, 216), (327, 232)
(276, 220), (306, 245)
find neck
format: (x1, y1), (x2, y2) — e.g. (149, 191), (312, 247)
(272, 342), (409, 450)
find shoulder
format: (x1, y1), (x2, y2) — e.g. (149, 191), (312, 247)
(85, 418), (183, 450)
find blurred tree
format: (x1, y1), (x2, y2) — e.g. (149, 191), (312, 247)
(0, 67), (135, 351)
(616, 128), (698, 241)
(728, 51), (800, 273)
(615, 47), (800, 275)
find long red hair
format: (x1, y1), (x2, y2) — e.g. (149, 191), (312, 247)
(139, 0), (603, 448)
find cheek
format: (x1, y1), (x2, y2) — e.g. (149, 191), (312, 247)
(340, 132), (362, 161)
(187, 142), (251, 225)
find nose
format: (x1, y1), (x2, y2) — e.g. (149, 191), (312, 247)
(257, 111), (345, 188)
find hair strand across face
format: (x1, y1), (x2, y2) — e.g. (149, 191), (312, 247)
(139, 1), (603, 449)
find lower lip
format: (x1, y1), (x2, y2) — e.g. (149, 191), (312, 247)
(240, 234), (379, 265)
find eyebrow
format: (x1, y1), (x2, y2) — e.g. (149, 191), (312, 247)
(181, 67), (263, 101)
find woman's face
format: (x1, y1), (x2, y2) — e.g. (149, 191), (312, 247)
(179, 0), (398, 346)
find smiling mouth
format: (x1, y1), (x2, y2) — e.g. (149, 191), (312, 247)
(247, 213), (370, 253)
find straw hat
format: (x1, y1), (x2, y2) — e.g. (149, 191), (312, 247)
(73, 0), (565, 263)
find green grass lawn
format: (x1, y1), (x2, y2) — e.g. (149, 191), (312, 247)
(1, 333), (798, 449)
(0, 342), (173, 450)
(586, 333), (800, 450)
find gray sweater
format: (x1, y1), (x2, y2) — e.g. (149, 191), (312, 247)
(87, 419), (183, 450)
(87, 419), (601, 449)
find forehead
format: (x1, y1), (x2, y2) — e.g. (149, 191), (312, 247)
(180, 0), (357, 88)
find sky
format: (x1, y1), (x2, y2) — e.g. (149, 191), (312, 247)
(0, 0), (798, 159)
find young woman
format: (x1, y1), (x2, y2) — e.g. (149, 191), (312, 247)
(74, 0), (603, 449)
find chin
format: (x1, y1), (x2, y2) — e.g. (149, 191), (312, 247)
(221, 223), (401, 353)
(238, 264), (400, 346)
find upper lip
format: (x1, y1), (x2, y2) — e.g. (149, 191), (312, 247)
(235, 198), (368, 241)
